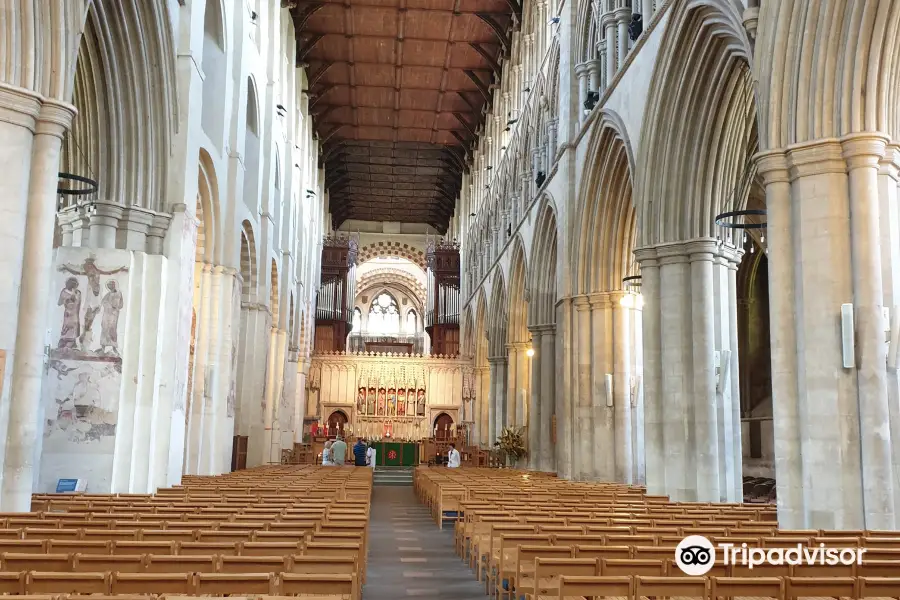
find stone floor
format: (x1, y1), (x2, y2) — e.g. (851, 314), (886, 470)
(363, 486), (489, 600)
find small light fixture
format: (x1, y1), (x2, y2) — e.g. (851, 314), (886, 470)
(526, 347), (534, 358)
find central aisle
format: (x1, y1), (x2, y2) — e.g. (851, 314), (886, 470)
(364, 486), (489, 600)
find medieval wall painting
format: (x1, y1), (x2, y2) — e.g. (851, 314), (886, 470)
(40, 249), (130, 493)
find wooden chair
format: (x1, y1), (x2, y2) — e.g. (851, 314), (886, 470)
(112, 541), (175, 555)
(279, 573), (357, 600)
(195, 573), (277, 595)
(178, 541), (240, 556)
(0, 571), (26, 594)
(220, 555), (291, 574)
(709, 576), (784, 599)
(241, 541), (304, 556)
(72, 554), (146, 573)
(574, 545), (631, 560)
(0, 540), (46, 554)
(636, 576), (708, 599)
(555, 575), (632, 599)
(785, 576), (856, 599)
(858, 577), (900, 598)
(145, 554), (218, 573)
(599, 558), (665, 577)
(519, 557), (600, 600)
(26, 572), (109, 594)
(49, 540), (110, 555)
(110, 573), (194, 595)
(2, 553), (71, 572)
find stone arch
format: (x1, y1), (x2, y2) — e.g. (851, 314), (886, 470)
(507, 236), (529, 344)
(357, 242), (427, 269)
(195, 148), (219, 264)
(201, 0), (227, 145)
(487, 269), (508, 358)
(356, 268), (427, 306)
(529, 196), (559, 326)
(239, 220), (258, 302)
(755, 1), (900, 148)
(461, 306), (475, 359)
(57, 0), (178, 213)
(573, 113), (637, 295)
(636, 0), (756, 247)
(243, 76), (263, 212)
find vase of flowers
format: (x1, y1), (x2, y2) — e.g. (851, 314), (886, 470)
(494, 427), (527, 468)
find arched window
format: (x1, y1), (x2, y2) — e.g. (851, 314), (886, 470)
(406, 309), (417, 334)
(368, 293), (400, 335)
(351, 307), (362, 332)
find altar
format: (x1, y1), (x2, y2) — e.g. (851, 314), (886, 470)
(370, 441), (418, 466)
(304, 351), (475, 446)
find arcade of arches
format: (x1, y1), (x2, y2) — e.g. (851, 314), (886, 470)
(1, 0), (900, 532)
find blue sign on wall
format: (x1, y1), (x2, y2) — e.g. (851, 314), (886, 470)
(56, 479), (80, 493)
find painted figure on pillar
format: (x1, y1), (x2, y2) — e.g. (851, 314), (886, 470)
(367, 387), (376, 414)
(397, 388), (406, 415)
(59, 258), (128, 351)
(387, 388), (396, 416)
(99, 280), (123, 356)
(357, 387), (367, 414)
(377, 387), (386, 416)
(416, 389), (426, 416)
(58, 278), (82, 349)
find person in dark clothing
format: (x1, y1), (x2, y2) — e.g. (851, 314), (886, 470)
(353, 437), (367, 466)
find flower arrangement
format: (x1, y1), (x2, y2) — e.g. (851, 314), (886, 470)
(494, 427), (527, 463)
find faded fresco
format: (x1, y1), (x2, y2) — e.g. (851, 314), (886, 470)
(41, 248), (131, 492)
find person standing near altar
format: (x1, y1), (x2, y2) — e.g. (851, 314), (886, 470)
(352, 437), (367, 466)
(447, 443), (461, 468)
(331, 436), (347, 466)
(366, 442), (377, 468)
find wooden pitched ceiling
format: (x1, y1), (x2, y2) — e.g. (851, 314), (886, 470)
(285, 0), (520, 233)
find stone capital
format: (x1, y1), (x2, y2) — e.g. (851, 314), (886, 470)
(684, 238), (719, 260)
(841, 133), (889, 170)
(35, 100), (77, 138)
(786, 138), (846, 180)
(487, 356), (508, 365)
(0, 83), (42, 131)
(573, 295), (591, 310)
(633, 246), (658, 265)
(599, 12), (617, 28)
(879, 146), (900, 179)
(654, 242), (691, 262)
(753, 150), (790, 185)
(587, 291), (614, 308)
(528, 323), (556, 334)
(614, 6), (632, 22)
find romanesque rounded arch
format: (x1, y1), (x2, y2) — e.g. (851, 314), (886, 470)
(529, 195), (559, 327)
(246, 75), (262, 137)
(636, 0), (755, 247)
(58, 0), (178, 212)
(195, 148), (220, 264)
(573, 113), (637, 295)
(240, 220), (258, 302)
(357, 242), (427, 269)
(356, 269), (427, 308)
(507, 236), (529, 344)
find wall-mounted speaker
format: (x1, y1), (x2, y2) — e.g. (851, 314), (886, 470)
(841, 303), (855, 369)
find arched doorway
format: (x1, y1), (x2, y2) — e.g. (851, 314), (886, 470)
(433, 413), (454, 440)
(326, 410), (349, 438)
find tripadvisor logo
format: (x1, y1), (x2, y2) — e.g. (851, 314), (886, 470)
(674, 535), (867, 576)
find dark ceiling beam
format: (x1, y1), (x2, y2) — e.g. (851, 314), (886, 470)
(297, 34), (325, 64)
(308, 82), (489, 94)
(312, 104), (341, 122)
(292, 2), (510, 16)
(321, 123), (346, 144)
(309, 84), (336, 109)
(308, 62), (333, 87)
(474, 13), (509, 56)
(452, 112), (476, 137)
(307, 59), (495, 73)
(292, 3), (325, 44)
(449, 130), (470, 146)
(463, 70), (491, 104)
(468, 43), (501, 78)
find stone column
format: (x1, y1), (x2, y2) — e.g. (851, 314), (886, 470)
(487, 359), (498, 444)
(602, 13), (617, 88)
(575, 63), (589, 119)
(556, 298), (575, 479)
(616, 7), (631, 68)
(843, 135), (895, 528)
(634, 248), (663, 494)
(726, 251), (743, 502)
(506, 344), (518, 428)
(589, 294), (614, 480)
(2, 100), (75, 509)
(574, 296), (593, 479)
(755, 151), (803, 526)
(658, 246), (692, 501)
(528, 329), (543, 469)
(479, 365), (491, 447)
(687, 240), (721, 501)
(294, 360), (309, 443)
(539, 327), (556, 472)
(495, 359), (507, 440)
(612, 293), (634, 484)
(548, 120), (559, 160)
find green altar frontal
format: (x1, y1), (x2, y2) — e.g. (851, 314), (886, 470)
(372, 441), (418, 466)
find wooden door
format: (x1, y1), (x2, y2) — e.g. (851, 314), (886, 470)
(433, 413), (453, 440)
